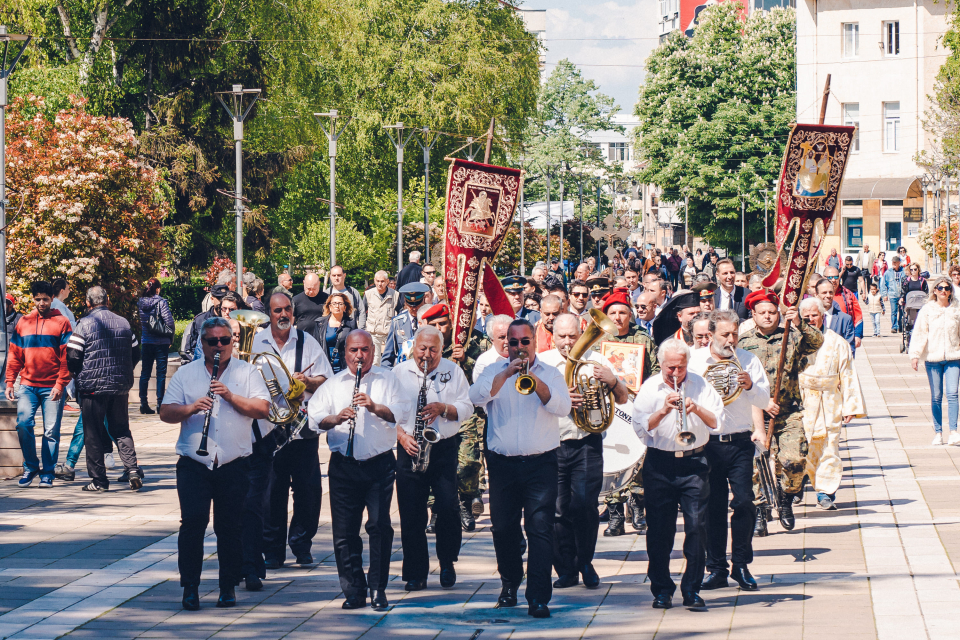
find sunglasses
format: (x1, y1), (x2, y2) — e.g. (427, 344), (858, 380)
(508, 338), (533, 347)
(826, 275), (839, 280)
(570, 292), (588, 298)
(936, 285), (952, 292)
(423, 270), (436, 276)
(203, 337), (232, 347)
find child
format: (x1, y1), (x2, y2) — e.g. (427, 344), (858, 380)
(866, 283), (885, 337)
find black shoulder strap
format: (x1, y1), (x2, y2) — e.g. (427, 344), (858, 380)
(295, 329), (304, 373)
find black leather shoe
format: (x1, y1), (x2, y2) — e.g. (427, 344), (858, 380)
(342, 594), (366, 609)
(295, 553), (314, 565)
(244, 574), (263, 591)
(701, 571), (729, 590)
(581, 563), (600, 589)
(604, 503), (625, 537)
(553, 573), (579, 589)
(370, 589), (388, 611)
(754, 509), (769, 537)
(630, 495), (647, 533)
(182, 585), (200, 611)
(405, 579), (427, 592)
(527, 602), (550, 618)
(264, 558), (283, 570)
(440, 565), (456, 589)
(216, 586), (237, 608)
(139, 404), (155, 415)
(496, 583), (518, 608)
(682, 592), (706, 609)
(460, 500), (476, 532)
(652, 593), (672, 609)
(425, 512), (437, 534)
(732, 565), (759, 591)
(779, 494), (796, 530)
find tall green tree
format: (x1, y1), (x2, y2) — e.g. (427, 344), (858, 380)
(634, 4), (795, 252)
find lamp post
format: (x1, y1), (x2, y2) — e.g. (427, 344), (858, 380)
(545, 169), (552, 266)
(216, 85), (261, 292)
(384, 122), (415, 273)
(919, 174), (932, 264)
(740, 196), (746, 271)
(312, 110), (350, 270)
(519, 156), (526, 275)
(947, 177), (952, 271)
(596, 180), (602, 265)
(416, 127), (441, 260)
(0, 26), (30, 299)
(579, 179), (584, 265)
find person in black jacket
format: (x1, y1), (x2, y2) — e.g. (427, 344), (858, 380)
(310, 293), (356, 374)
(66, 286), (143, 492)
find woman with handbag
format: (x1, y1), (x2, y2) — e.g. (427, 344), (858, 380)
(137, 277), (175, 414)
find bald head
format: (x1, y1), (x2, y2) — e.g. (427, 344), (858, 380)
(553, 313), (582, 358)
(823, 266), (839, 279)
(636, 291), (657, 322)
(304, 272), (321, 296)
(345, 330), (374, 374)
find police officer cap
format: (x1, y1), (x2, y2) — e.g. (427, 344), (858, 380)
(399, 282), (430, 299)
(586, 276), (610, 294)
(500, 275), (527, 292)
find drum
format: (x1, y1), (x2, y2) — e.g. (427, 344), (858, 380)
(600, 401), (646, 497)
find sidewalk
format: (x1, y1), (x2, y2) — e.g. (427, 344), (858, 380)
(0, 313), (958, 639)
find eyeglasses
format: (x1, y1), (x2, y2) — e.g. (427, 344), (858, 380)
(203, 337), (232, 347)
(508, 338), (532, 347)
(329, 301), (344, 307)
(936, 285), (952, 292)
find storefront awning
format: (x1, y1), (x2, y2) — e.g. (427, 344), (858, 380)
(838, 177), (922, 200)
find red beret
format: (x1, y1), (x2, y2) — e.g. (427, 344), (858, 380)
(420, 302), (450, 322)
(745, 289), (780, 311)
(601, 287), (633, 313)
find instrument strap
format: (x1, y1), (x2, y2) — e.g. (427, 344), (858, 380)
(295, 329), (304, 374)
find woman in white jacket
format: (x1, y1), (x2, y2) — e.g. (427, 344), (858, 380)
(909, 276), (960, 445)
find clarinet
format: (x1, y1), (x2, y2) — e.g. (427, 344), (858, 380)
(196, 352), (221, 457)
(411, 357), (432, 473)
(345, 358), (363, 459)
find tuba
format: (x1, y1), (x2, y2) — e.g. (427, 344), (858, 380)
(703, 356), (744, 406)
(564, 308), (618, 434)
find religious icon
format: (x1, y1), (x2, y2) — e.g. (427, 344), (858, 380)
(600, 342), (645, 393)
(461, 185), (501, 237)
(794, 141), (832, 198)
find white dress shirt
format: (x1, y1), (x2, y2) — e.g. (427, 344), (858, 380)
(719, 287), (734, 311)
(308, 365), (408, 460)
(688, 347), (770, 434)
(469, 356), (572, 456)
(166, 358), (271, 469)
(474, 346), (506, 381)
(251, 327), (333, 402)
(632, 371), (724, 452)
(394, 358), (474, 440)
(538, 348), (615, 441)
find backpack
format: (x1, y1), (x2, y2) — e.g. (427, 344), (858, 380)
(147, 298), (173, 337)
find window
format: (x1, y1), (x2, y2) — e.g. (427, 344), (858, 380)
(660, 0), (678, 17)
(843, 103), (860, 152)
(843, 23), (859, 58)
(846, 218), (863, 249)
(884, 102), (900, 152)
(881, 199), (903, 206)
(883, 21), (900, 56)
(609, 142), (630, 162)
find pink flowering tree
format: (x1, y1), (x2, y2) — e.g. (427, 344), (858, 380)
(4, 95), (169, 320)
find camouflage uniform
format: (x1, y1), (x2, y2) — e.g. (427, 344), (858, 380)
(739, 319), (824, 495)
(592, 325), (659, 508)
(445, 330), (485, 501)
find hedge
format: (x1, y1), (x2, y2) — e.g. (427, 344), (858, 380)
(160, 283), (305, 320)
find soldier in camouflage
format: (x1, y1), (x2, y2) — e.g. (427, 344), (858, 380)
(738, 289), (823, 536)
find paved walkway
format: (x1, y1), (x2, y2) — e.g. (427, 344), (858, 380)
(1, 314), (959, 639)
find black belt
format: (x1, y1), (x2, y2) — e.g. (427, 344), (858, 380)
(648, 444), (707, 459)
(709, 431), (752, 443)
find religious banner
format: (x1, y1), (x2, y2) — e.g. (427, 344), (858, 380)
(763, 123), (857, 306)
(442, 158), (522, 348)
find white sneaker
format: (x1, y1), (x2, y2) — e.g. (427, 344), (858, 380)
(932, 433), (944, 446)
(105, 453), (116, 468)
(949, 432), (960, 446)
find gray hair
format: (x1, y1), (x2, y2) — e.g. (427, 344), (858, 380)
(216, 269), (235, 286)
(553, 313), (581, 335)
(414, 324), (443, 344)
(657, 337), (690, 363)
(86, 286), (108, 307)
(242, 271), (257, 287)
(485, 314), (513, 336)
(708, 310), (740, 332)
(253, 278), (265, 295)
(409, 250), (422, 263)
(375, 270), (389, 280)
(798, 296), (825, 315)
(200, 316), (232, 340)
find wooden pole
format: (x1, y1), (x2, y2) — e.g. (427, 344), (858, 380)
(483, 118), (495, 164)
(818, 74), (831, 125)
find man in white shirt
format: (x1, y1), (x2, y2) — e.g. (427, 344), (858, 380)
(252, 293), (333, 583)
(540, 314), (628, 591)
(474, 315), (511, 380)
(470, 319), (571, 619)
(689, 311), (769, 594)
(309, 331), (406, 612)
(159, 317), (271, 612)
(394, 326), (474, 592)
(632, 339), (723, 611)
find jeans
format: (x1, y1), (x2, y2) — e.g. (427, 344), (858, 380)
(925, 361), (960, 434)
(139, 343), (169, 406)
(16, 385), (66, 475)
(889, 297), (901, 330)
(65, 416), (84, 468)
(871, 312), (881, 337)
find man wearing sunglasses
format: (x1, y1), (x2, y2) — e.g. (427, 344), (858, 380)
(160, 317), (272, 611)
(470, 319), (571, 618)
(381, 282), (431, 369)
(822, 266), (863, 351)
(568, 280), (590, 318)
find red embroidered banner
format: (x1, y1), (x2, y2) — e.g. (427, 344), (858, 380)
(763, 123), (857, 307)
(442, 159), (522, 347)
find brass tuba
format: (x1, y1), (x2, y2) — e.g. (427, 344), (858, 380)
(564, 308), (618, 434)
(703, 356), (744, 406)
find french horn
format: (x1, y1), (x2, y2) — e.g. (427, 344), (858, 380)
(703, 357), (744, 406)
(564, 308), (618, 433)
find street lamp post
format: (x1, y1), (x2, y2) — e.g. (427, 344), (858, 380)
(740, 197), (746, 271)
(416, 127), (441, 261)
(0, 26), (30, 299)
(384, 123), (415, 273)
(313, 110), (350, 270)
(947, 177), (952, 272)
(216, 84), (261, 292)
(519, 157), (526, 276)
(545, 170), (552, 267)
(596, 181), (602, 265)
(579, 180), (584, 265)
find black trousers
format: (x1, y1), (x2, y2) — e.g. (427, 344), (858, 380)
(487, 449), (558, 605)
(704, 437), (756, 572)
(642, 448), (709, 598)
(264, 437), (322, 563)
(176, 455), (249, 589)
(241, 440), (274, 578)
(328, 450), (396, 598)
(396, 435), (461, 581)
(554, 434), (603, 577)
(80, 393), (139, 489)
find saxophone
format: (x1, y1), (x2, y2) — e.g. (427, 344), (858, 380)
(411, 357), (440, 473)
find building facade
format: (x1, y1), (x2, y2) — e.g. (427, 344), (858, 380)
(658, 0), (792, 41)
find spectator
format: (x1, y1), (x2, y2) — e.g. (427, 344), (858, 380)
(432, 278), (446, 304)
(311, 292), (356, 373)
(701, 246), (718, 270)
(137, 277), (175, 414)
(702, 253), (719, 282)
(951, 266), (960, 300)
(824, 248), (840, 271)
(854, 243), (875, 296)
(897, 246), (911, 266)
(324, 265), (366, 330)
(202, 270), (236, 312)
(734, 272), (749, 288)
(364, 270), (397, 364)
(6, 281), (72, 488)
(419, 262), (439, 299)
(682, 257), (697, 287)
(840, 255), (861, 298)
(66, 286), (144, 492)
(388, 277), (397, 290)
(624, 268), (642, 304)
(823, 265), (864, 350)
(245, 277), (267, 314)
(881, 256), (907, 332)
(4, 294), (22, 357)
(665, 248), (683, 290)
(396, 251), (423, 290)
(873, 251), (888, 287)
(270, 272), (294, 300)
(549, 258), (567, 286)
(293, 273), (328, 332)
(523, 293), (541, 312)
(900, 263), (929, 303)
(530, 265), (546, 284)
(748, 274), (764, 292)
(574, 263), (591, 282)
(51, 279), (76, 329)
(866, 283), (885, 337)
(183, 284), (229, 362)
(568, 279), (589, 316)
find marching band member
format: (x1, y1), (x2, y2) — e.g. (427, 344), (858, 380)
(159, 317), (271, 611)
(540, 314), (628, 590)
(394, 326), (474, 591)
(470, 319), (571, 618)
(309, 331), (407, 611)
(689, 310), (770, 592)
(633, 338), (723, 611)
(381, 283), (430, 368)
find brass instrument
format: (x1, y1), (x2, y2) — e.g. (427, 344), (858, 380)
(564, 308), (617, 433)
(516, 347), (537, 395)
(411, 357), (440, 473)
(703, 356), (744, 406)
(673, 379), (696, 447)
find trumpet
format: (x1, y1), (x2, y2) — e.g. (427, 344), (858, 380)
(673, 378), (696, 447)
(516, 354), (537, 395)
